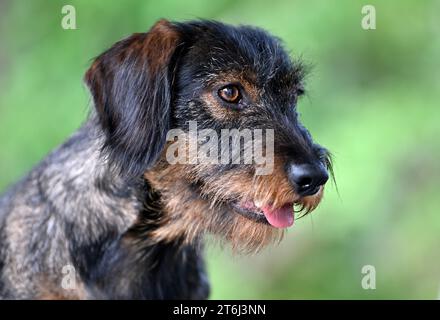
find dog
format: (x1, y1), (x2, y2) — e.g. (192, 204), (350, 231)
(0, 19), (331, 299)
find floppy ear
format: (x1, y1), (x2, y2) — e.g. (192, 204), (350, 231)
(85, 19), (183, 177)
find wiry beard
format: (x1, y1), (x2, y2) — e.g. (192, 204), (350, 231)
(143, 159), (327, 253)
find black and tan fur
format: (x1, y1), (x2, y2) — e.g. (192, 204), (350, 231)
(0, 20), (331, 299)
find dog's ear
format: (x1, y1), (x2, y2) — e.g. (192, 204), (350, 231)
(85, 19), (183, 177)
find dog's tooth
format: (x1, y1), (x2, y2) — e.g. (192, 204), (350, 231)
(254, 200), (263, 208)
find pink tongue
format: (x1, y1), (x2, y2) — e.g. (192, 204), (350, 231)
(262, 204), (294, 228)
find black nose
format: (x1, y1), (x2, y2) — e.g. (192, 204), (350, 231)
(288, 163), (329, 196)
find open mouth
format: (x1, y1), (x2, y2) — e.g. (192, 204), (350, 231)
(231, 200), (295, 229)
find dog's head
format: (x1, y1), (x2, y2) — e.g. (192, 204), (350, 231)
(85, 19), (332, 252)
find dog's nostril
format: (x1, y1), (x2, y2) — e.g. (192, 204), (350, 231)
(297, 177), (312, 189)
(288, 163), (329, 197)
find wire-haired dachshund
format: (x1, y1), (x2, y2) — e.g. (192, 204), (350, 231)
(0, 19), (331, 299)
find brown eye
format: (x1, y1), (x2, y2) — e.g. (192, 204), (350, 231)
(218, 85), (241, 103)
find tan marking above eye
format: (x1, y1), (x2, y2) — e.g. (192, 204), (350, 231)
(218, 85), (241, 103)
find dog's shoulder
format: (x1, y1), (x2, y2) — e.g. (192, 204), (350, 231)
(0, 119), (144, 298)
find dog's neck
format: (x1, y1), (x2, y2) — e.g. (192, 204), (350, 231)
(53, 120), (209, 299)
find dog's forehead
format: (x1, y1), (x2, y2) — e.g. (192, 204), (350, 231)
(180, 22), (304, 89)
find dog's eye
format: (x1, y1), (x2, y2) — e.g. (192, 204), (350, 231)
(218, 85), (241, 103)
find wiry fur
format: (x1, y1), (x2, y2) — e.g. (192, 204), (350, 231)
(0, 19), (330, 299)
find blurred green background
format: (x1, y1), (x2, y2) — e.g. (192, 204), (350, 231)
(0, 0), (439, 299)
